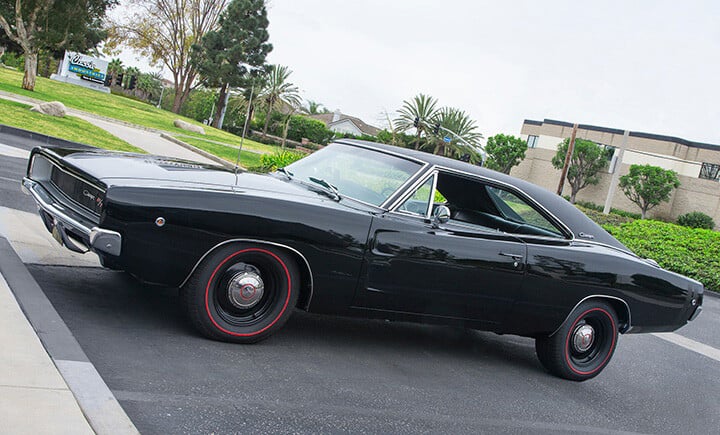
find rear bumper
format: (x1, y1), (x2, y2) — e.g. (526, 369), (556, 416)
(22, 177), (122, 256)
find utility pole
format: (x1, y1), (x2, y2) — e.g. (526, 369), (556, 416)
(557, 123), (578, 196)
(603, 130), (629, 214)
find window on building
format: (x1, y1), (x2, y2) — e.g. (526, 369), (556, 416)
(699, 162), (720, 181)
(527, 135), (539, 148)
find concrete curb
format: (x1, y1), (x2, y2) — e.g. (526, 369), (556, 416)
(0, 124), (95, 150)
(160, 132), (237, 169)
(0, 237), (139, 435)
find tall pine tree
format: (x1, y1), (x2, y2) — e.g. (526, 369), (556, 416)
(191, 0), (272, 128)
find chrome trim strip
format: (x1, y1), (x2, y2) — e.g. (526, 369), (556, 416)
(549, 294), (632, 336)
(179, 238), (315, 310)
(22, 178), (121, 256)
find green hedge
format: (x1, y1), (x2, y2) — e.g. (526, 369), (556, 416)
(604, 220), (720, 292)
(576, 205), (635, 226)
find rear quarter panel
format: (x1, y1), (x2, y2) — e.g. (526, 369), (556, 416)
(503, 240), (693, 335)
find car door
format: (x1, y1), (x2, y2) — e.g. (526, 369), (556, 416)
(353, 171), (528, 327)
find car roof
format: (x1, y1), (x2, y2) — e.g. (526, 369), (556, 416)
(335, 139), (631, 253)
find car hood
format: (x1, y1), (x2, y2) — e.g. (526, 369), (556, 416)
(44, 147), (322, 197)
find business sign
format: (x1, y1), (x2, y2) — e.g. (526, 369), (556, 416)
(62, 51), (108, 84)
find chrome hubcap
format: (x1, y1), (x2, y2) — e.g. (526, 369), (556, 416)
(227, 271), (264, 309)
(572, 324), (595, 353)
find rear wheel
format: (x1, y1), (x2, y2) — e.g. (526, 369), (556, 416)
(536, 300), (618, 381)
(181, 244), (299, 343)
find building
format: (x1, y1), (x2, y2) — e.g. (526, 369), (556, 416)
(514, 119), (720, 227)
(309, 110), (381, 137)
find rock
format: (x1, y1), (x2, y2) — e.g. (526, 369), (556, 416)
(29, 101), (67, 117)
(173, 119), (205, 135)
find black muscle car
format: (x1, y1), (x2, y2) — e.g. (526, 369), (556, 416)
(22, 139), (703, 381)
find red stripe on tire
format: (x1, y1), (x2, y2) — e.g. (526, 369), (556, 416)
(564, 308), (616, 376)
(204, 248), (292, 337)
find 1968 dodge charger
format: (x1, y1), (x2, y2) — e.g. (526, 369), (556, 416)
(22, 139), (703, 381)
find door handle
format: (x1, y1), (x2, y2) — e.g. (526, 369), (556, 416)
(499, 252), (524, 268)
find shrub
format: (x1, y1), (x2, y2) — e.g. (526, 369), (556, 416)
(576, 206), (634, 226)
(677, 211), (715, 230)
(286, 116), (334, 145)
(0, 51), (24, 70)
(604, 220), (720, 292)
(255, 150), (304, 172)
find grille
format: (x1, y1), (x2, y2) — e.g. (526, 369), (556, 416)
(50, 167), (105, 215)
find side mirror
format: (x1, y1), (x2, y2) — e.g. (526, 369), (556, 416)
(432, 205), (450, 228)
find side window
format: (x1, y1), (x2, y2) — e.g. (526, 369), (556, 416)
(485, 186), (563, 236)
(397, 175), (435, 217)
(434, 171), (564, 238)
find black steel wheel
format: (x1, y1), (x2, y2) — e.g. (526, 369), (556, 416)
(535, 300), (619, 381)
(182, 243), (300, 343)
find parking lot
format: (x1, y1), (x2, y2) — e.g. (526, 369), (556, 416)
(2, 136), (720, 434)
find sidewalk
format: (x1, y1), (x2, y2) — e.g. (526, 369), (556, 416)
(0, 90), (218, 165)
(0, 272), (93, 434)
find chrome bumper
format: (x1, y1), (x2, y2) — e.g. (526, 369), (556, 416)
(21, 177), (122, 256)
(689, 306), (702, 322)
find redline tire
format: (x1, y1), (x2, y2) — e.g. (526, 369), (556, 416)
(536, 300), (619, 381)
(181, 244), (300, 344)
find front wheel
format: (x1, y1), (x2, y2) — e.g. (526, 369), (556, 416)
(535, 301), (619, 381)
(181, 244), (300, 343)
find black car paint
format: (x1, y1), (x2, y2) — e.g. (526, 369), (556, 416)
(26, 141), (702, 336)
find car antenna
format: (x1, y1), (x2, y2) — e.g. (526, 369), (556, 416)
(235, 84), (254, 175)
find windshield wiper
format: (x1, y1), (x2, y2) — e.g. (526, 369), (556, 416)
(308, 176), (340, 201)
(276, 167), (293, 180)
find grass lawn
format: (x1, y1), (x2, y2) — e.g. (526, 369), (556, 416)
(0, 68), (274, 155)
(180, 136), (264, 169)
(0, 98), (143, 153)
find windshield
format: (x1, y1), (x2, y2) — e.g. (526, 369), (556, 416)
(285, 143), (423, 206)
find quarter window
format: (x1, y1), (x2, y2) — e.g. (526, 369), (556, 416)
(397, 176), (435, 217)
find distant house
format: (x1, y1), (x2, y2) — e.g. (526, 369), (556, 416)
(309, 110), (381, 137)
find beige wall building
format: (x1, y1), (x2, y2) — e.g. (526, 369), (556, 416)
(513, 119), (720, 228)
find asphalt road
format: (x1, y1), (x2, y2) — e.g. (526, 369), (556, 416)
(2, 136), (720, 434)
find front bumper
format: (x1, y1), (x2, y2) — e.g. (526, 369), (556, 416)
(21, 178), (122, 256)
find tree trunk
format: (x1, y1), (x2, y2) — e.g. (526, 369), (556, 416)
(414, 131), (421, 150)
(569, 190), (577, 204)
(212, 83), (229, 129)
(244, 104), (255, 137)
(262, 99), (274, 137)
(641, 208), (647, 219)
(22, 50), (38, 91)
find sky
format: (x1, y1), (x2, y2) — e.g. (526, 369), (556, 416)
(115, 0), (720, 145)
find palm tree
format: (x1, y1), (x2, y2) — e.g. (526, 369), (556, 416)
(107, 58), (124, 87)
(427, 107), (483, 161)
(259, 65), (301, 136)
(302, 99), (328, 115)
(394, 93), (439, 149)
